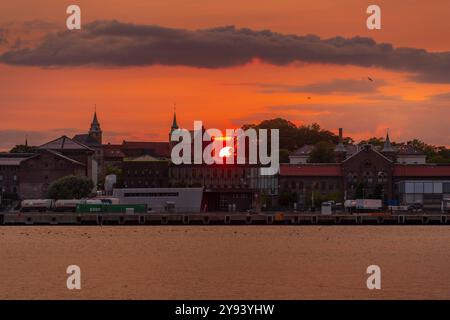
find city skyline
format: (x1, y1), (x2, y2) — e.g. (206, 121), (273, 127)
(1, 0), (450, 150)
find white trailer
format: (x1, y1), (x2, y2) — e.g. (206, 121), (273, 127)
(356, 199), (382, 210)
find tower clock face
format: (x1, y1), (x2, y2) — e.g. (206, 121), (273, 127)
(1, 0), (450, 305)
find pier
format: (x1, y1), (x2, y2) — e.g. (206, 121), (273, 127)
(0, 212), (449, 226)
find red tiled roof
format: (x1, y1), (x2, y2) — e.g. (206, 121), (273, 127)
(280, 164), (342, 176)
(394, 165), (450, 177)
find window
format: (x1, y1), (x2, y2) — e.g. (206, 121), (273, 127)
(405, 182), (414, 193)
(424, 182), (433, 194)
(414, 182), (424, 193)
(433, 182), (443, 194)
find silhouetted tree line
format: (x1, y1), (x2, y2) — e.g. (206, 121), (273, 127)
(243, 118), (450, 164)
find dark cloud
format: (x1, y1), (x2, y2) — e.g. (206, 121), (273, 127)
(428, 92), (450, 101)
(22, 19), (59, 30)
(1, 20), (450, 83)
(226, 78), (386, 94)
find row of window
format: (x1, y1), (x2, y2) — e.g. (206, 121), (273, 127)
(124, 192), (179, 197)
(0, 167), (18, 171)
(0, 175), (18, 181)
(283, 180), (338, 191)
(402, 181), (450, 194)
(170, 168), (249, 179)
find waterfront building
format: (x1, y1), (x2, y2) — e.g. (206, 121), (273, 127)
(113, 187), (203, 213)
(122, 155), (169, 188)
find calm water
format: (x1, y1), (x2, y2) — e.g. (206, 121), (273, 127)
(0, 226), (449, 299)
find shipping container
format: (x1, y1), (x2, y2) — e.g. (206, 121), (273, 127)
(75, 204), (147, 214)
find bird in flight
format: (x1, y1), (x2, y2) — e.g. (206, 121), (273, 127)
(368, 77), (374, 82)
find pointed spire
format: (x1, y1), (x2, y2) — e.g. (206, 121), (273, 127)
(90, 105), (101, 132)
(25, 135), (28, 147)
(171, 104), (179, 131)
(92, 105), (99, 125)
(382, 128), (394, 153)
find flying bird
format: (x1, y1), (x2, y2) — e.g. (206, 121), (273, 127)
(368, 77), (374, 82)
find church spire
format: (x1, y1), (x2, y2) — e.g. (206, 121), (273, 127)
(89, 105), (102, 144)
(382, 128), (394, 153)
(171, 104), (179, 131)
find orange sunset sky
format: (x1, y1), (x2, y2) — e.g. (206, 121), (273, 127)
(0, 0), (449, 150)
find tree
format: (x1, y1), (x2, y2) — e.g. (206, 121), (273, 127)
(47, 175), (94, 199)
(358, 137), (384, 148)
(355, 183), (365, 199)
(278, 190), (298, 207)
(243, 118), (299, 151)
(308, 141), (336, 163)
(372, 184), (384, 200)
(10, 144), (37, 153)
(279, 148), (290, 163)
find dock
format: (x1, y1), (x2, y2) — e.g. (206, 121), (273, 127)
(0, 212), (449, 225)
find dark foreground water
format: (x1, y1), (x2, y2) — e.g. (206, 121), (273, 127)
(0, 226), (449, 299)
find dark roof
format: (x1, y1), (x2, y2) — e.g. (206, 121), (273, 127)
(123, 155), (167, 162)
(22, 149), (85, 166)
(38, 135), (94, 151)
(0, 152), (36, 165)
(73, 134), (101, 147)
(121, 141), (170, 158)
(343, 144), (393, 164)
(396, 144), (425, 156)
(291, 144), (358, 157)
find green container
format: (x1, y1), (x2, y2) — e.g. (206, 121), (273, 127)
(76, 204), (104, 213)
(104, 204), (147, 214)
(75, 204), (147, 214)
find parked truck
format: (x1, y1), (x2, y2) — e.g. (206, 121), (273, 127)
(356, 199), (382, 210)
(345, 199), (382, 213)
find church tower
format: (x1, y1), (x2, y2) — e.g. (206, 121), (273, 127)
(381, 129), (396, 161)
(169, 109), (179, 140)
(169, 110), (179, 152)
(89, 109), (102, 144)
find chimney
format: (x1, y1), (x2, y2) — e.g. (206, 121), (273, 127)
(334, 127), (346, 162)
